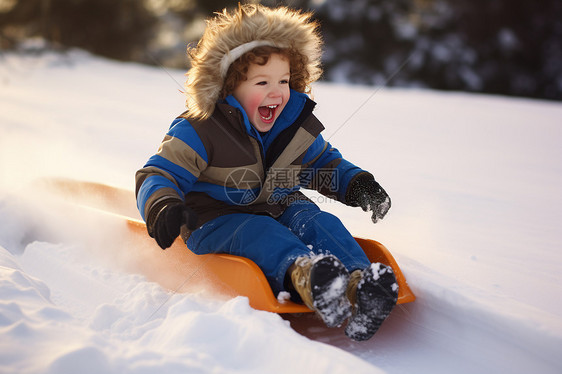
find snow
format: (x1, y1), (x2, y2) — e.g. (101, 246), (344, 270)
(1, 50), (561, 373)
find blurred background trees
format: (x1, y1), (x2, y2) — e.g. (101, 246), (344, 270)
(1, 0), (560, 100)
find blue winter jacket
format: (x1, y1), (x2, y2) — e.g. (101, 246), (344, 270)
(135, 90), (367, 233)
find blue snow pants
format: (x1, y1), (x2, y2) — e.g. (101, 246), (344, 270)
(185, 199), (371, 296)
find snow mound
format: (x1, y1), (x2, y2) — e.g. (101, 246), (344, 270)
(1, 243), (379, 374)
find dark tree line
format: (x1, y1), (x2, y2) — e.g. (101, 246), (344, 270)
(310, 0), (562, 100)
(0, 0), (157, 61)
(1, 0), (560, 100)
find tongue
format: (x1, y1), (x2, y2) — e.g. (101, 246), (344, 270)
(258, 106), (272, 118)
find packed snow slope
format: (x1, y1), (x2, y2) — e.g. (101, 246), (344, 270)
(1, 50), (561, 374)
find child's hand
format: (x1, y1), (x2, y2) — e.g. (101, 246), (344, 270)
(346, 173), (391, 223)
(149, 201), (198, 249)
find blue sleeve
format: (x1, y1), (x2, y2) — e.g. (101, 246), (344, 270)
(301, 134), (365, 203)
(136, 118), (208, 220)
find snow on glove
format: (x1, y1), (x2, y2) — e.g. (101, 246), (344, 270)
(148, 200), (198, 249)
(346, 173), (391, 224)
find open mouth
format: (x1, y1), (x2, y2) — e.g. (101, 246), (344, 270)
(258, 105), (278, 123)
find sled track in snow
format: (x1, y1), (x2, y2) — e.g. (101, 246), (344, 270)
(286, 257), (562, 374)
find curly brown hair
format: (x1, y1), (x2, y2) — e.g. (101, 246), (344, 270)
(220, 46), (314, 99)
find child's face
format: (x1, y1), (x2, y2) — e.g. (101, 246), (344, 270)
(233, 53), (291, 132)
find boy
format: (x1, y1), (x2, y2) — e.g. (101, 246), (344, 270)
(136, 4), (397, 341)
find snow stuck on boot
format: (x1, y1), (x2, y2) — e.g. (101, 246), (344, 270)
(310, 255), (352, 328)
(345, 262), (399, 341)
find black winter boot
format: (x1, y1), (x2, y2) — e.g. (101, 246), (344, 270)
(290, 255), (352, 328)
(345, 263), (399, 341)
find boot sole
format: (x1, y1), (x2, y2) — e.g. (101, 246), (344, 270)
(310, 256), (352, 328)
(345, 263), (398, 341)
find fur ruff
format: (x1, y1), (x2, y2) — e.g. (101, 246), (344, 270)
(185, 3), (323, 120)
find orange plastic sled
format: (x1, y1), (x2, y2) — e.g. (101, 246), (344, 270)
(39, 177), (415, 313)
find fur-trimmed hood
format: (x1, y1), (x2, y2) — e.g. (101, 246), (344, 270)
(185, 3), (323, 120)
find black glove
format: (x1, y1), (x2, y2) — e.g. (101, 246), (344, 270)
(346, 173), (391, 224)
(147, 200), (198, 249)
